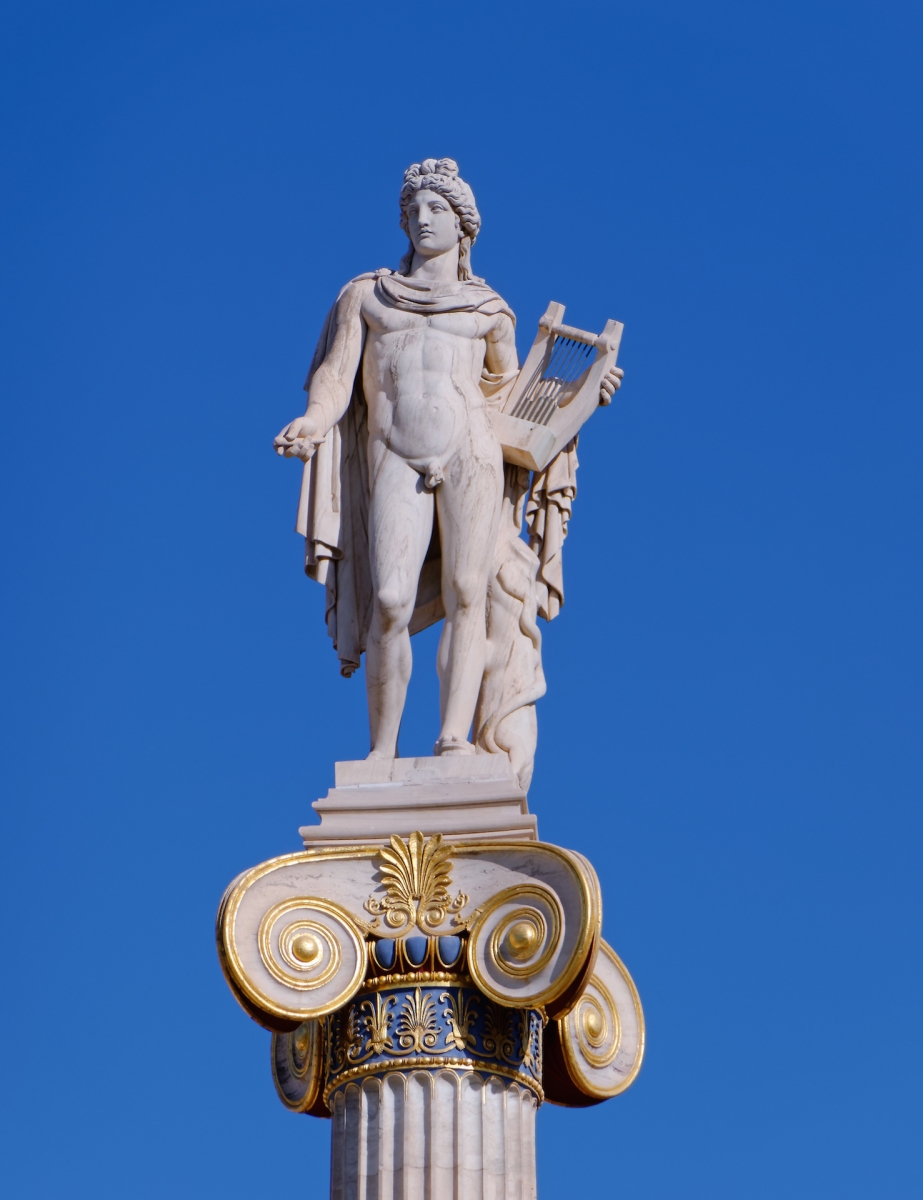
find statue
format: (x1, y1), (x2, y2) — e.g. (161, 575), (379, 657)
(274, 158), (622, 787)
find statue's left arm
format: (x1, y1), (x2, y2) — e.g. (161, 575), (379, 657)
(480, 313), (520, 405)
(485, 313), (518, 374)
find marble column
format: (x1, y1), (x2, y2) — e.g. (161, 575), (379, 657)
(223, 825), (645, 1200)
(322, 962), (543, 1200)
(329, 1070), (537, 1200)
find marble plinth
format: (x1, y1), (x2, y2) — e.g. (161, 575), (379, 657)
(300, 755), (538, 847)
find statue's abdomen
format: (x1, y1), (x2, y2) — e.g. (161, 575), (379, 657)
(365, 326), (489, 466)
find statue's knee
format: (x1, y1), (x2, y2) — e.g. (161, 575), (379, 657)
(450, 573), (485, 612)
(375, 586), (412, 630)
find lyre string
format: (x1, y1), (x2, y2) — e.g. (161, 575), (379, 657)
(511, 336), (595, 425)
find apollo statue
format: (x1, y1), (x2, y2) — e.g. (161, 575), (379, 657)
(274, 158), (622, 788)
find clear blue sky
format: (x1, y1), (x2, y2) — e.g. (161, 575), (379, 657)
(1, 2), (920, 1196)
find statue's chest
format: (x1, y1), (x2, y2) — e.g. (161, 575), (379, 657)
(363, 298), (485, 342)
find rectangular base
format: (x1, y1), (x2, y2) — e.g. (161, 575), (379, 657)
(299, 754), (538, 847)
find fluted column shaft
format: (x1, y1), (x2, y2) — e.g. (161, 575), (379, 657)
(329, 1070), (537, 1200)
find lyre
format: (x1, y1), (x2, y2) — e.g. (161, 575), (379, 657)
(491, 301), (623, 472)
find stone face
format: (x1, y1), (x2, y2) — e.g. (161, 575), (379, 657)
(301, 755), (537, 847)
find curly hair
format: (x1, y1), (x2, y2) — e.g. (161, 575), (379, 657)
(397, 158), (481, 281)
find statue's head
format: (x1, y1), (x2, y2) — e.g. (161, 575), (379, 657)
(398, 158), (481, 281)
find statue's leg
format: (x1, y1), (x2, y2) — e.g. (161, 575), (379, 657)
(434, 434), (504, 752)
(366, 445), (433, 759)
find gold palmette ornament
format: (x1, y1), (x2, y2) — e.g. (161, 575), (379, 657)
(364, 832), (468, 933)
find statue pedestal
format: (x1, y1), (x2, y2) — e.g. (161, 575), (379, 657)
(218, 762), (644, 1200)
(301, 756), (537, 848)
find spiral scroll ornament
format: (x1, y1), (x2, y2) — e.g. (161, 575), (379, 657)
(467, 884), (582, 1009)
(271, 1019), (327, 1115)
(556, 940), (645, 1100)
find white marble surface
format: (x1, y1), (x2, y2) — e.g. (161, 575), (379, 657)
(335, 754), (515, 787)
(302, 755), (537, 847)
(329, 1071), (537, 1200)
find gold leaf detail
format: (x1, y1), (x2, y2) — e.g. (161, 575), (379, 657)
(364, 832), (467, 934)
(395, 987), (441, 1053)
(358, 994), (395, 1056)
(441, 989), (479, 1051)
(519, 1010), (535, 1069)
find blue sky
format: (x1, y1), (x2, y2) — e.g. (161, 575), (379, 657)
(1, 1), (921, 1196)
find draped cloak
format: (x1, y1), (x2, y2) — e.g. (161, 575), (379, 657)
(295, 269), (578, 691)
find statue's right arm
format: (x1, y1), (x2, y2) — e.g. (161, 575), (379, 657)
(274, 283), (368, 461)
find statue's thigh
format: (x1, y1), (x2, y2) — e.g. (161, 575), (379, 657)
(368, 448), (433, 596)
(436, 450), (504, 578)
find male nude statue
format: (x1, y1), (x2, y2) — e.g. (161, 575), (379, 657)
(274, 159), (621, 762)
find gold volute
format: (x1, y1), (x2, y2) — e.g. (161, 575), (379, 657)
(291, 934), (322, 966)
(503, 920), (539, 961)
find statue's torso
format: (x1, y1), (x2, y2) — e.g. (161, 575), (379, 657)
(359, 283), (498, 466)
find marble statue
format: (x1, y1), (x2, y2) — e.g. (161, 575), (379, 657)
(274, 159), (622, 787)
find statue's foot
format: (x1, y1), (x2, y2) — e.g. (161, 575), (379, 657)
(366, 749), (396, 761)
(434, 736), (476, 757)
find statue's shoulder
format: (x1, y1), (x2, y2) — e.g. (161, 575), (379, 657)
(332, 269), (392, 312)
(342, 268), (392, 292)
(463, 276), (516, 325)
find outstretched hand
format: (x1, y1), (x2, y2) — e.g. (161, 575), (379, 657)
(273, 414), (323, 462)
(599, 366), (624, 406)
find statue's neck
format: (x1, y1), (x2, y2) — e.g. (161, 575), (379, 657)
(408, 245), (460, 283)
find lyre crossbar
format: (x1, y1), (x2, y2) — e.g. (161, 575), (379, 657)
(490, 302), (623, 472)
